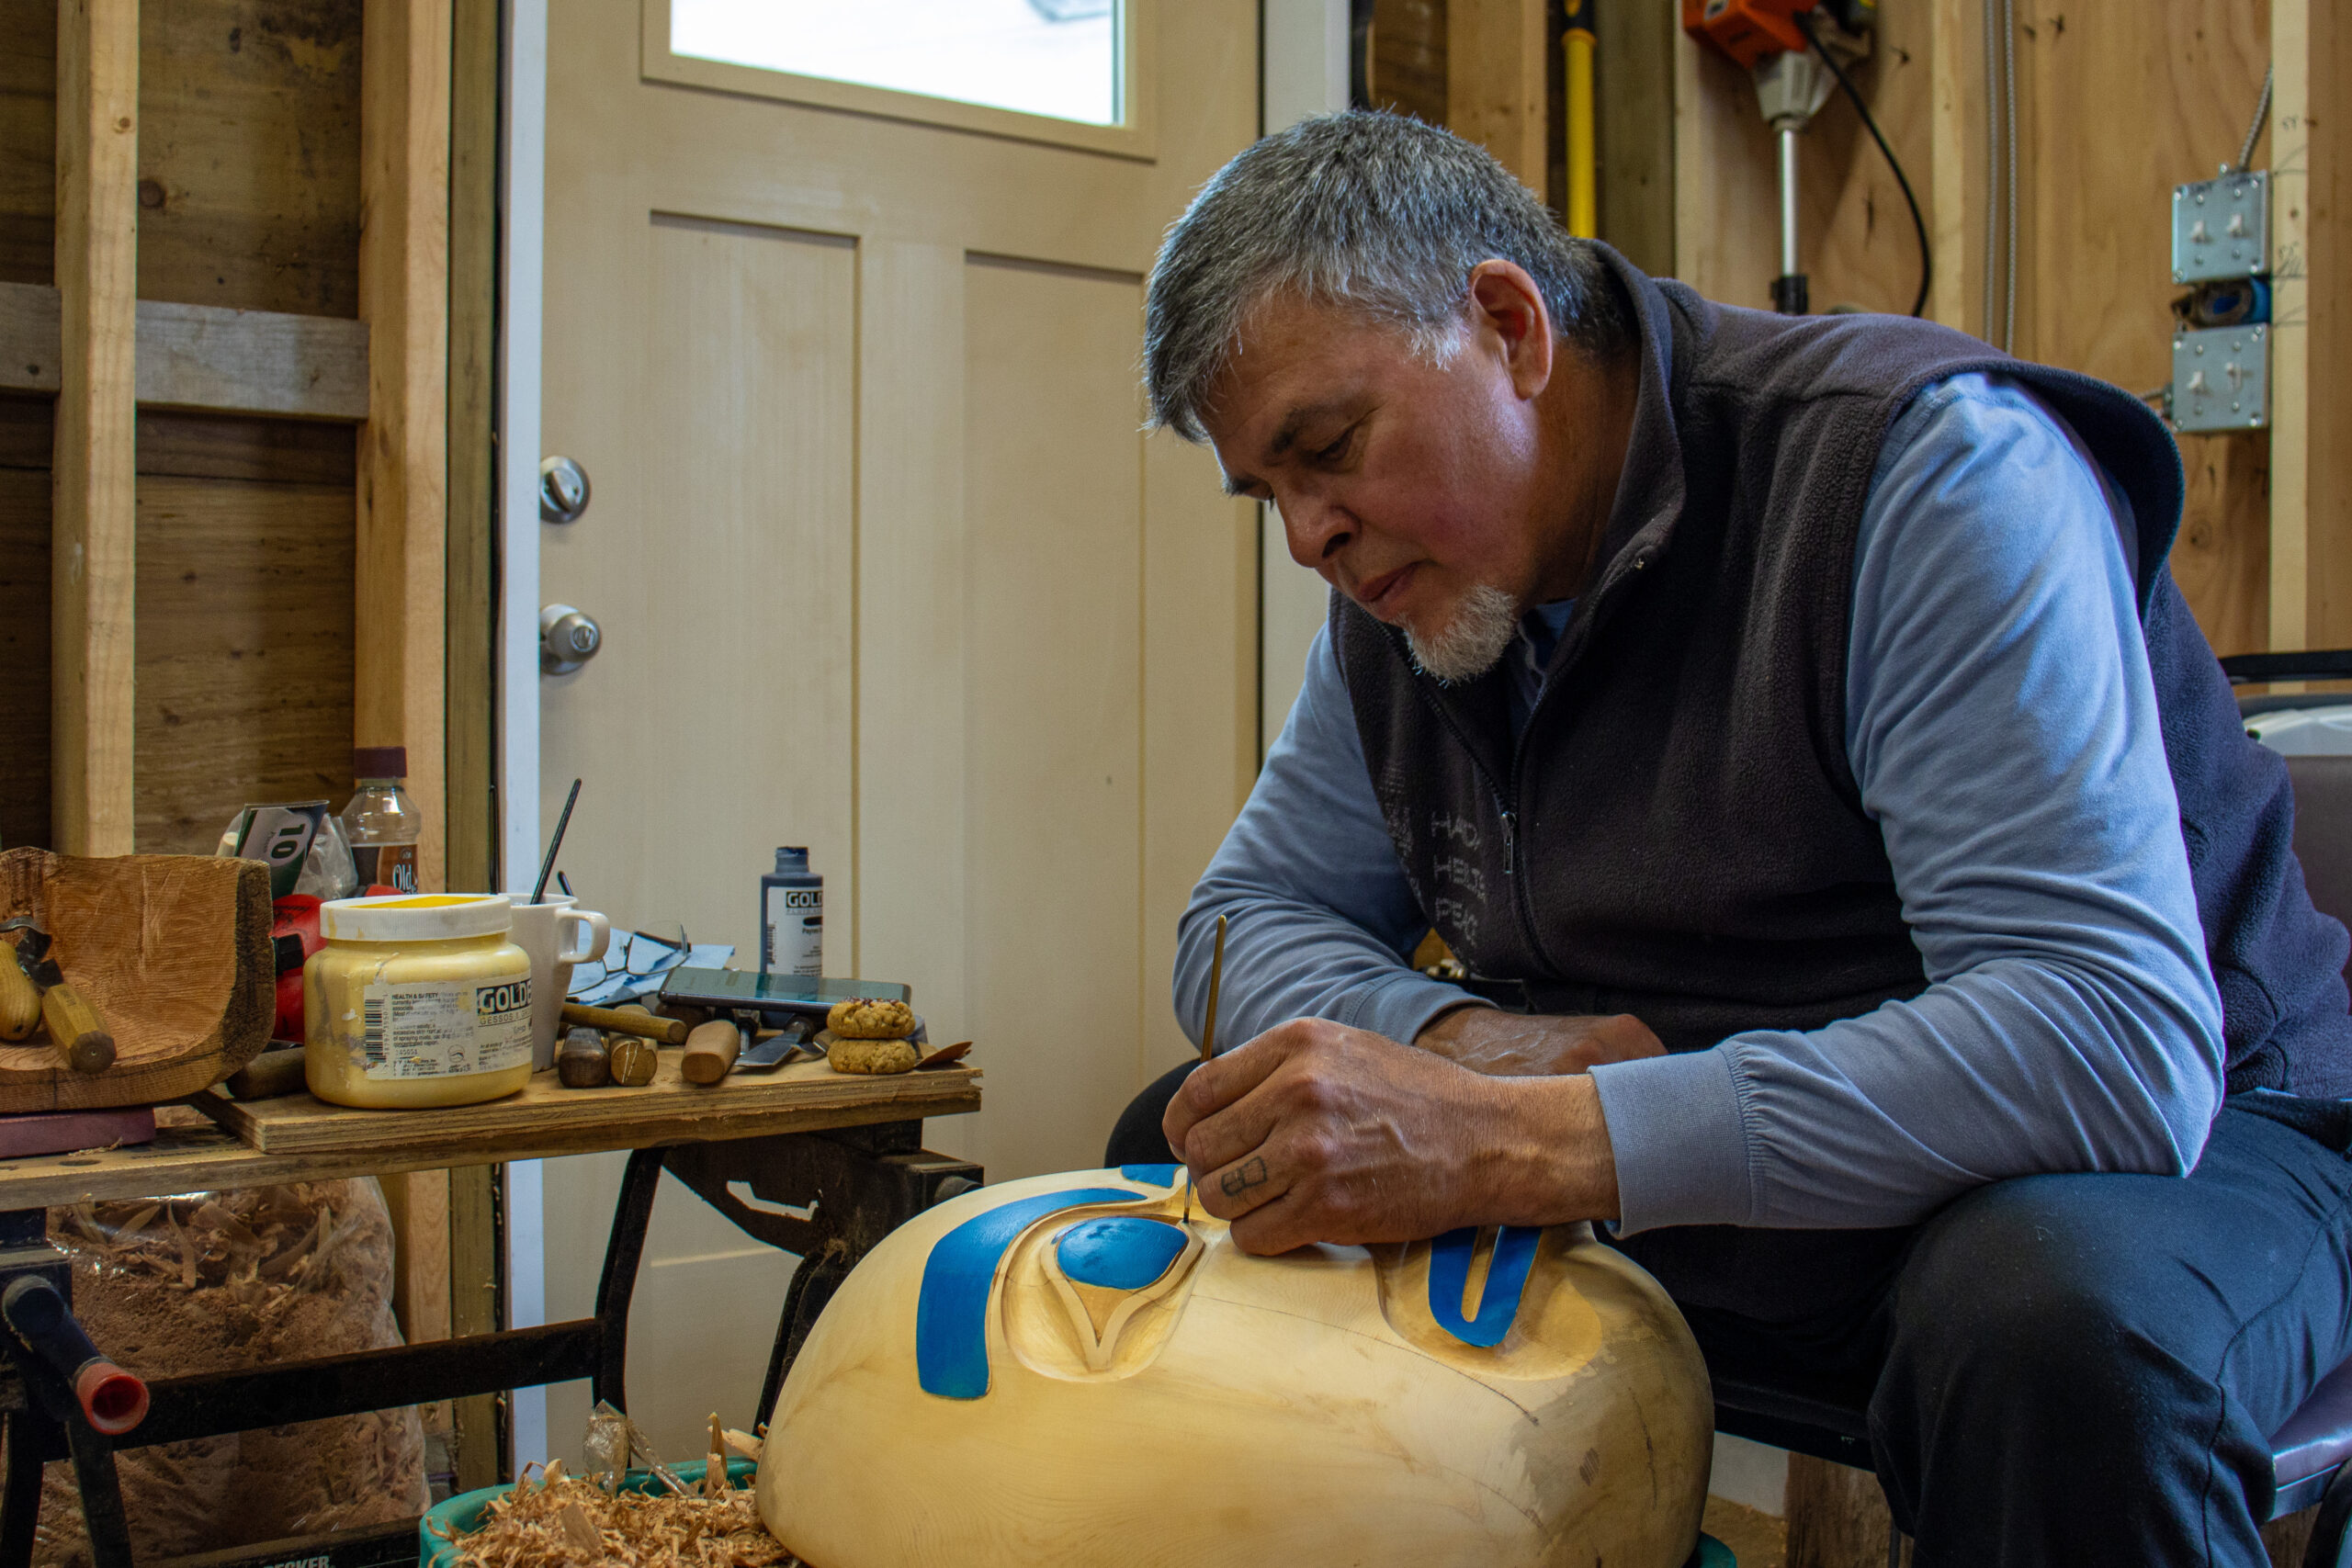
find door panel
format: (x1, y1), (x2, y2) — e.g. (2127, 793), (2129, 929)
(537, 0), (1257, 1466)
(964, 255), (1146, 1180)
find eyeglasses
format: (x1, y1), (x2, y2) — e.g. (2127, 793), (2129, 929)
(566, 925), (690, 999)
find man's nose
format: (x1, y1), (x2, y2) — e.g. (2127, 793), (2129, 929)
(1278, 492), (1353, 570)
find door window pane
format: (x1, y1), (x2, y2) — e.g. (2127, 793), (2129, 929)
(671, 0), (1121, 127)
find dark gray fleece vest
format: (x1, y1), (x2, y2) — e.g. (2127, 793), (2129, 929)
(1335, 248), (2352, 1097)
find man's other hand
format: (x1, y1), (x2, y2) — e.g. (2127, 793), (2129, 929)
(1163, 1019), (1618, 1255)
(1415, 1006), (1665, 1076)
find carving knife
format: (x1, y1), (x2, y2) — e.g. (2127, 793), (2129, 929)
(0, 921), (114, 1074)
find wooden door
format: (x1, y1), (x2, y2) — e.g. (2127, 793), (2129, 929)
(530, 0), (1258, 1462)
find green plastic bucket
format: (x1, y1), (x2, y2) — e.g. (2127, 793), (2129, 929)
(418, 1458), (758, 1567)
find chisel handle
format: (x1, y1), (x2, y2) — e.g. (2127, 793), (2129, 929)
(0, 954), (38, 1043)
(560, 1002), (687, 1044)
(41, 985), (114, 1075)
(681, 1020), (741, 1086)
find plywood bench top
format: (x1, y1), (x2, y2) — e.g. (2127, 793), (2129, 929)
(0, 1059), (979, 1210)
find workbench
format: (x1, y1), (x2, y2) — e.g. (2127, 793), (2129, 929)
(0, 1059), (982, 1568)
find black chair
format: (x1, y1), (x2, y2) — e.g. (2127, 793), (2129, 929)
(1715, 652), (2352, 1566)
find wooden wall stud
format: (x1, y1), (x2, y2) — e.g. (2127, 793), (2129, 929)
(357, 0), (452, 889)
(1447, 0), (1548, 197)
(51, 0), (140, 856)
(2269, 0), (2352, 651)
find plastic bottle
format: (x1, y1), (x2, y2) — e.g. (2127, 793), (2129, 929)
(343, 748), (423, 893)
(761, 848), (823, 976)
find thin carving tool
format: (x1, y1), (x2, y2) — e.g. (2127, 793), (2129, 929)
(1185, 914), (1228, 1224)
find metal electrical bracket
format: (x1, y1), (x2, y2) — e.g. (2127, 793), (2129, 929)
(2173, 171), (2270, 284)
(2172, 324), (2269, 433)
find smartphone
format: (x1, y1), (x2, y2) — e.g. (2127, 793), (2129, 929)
(657, 967), (910, 1020)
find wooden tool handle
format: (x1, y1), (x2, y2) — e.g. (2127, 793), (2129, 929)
(557, 1026), (612, 1089)
(560, 1002), (687, 1044)
(607, 1034), (659, 1087)
(0, 953), (39, 1043)
(681, 1020), (741, 1086)
(40, 985), (114, 1075)
(225, 1046), (308, 1100)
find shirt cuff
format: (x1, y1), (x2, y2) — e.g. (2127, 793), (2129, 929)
(1331, 970), (1488, 1046)
(1589, 1046), (1754, 1235)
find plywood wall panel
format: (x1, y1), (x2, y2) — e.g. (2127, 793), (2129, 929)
(137, 410), (358, 486)
(1805, 8), (1935, 318)
(1596, 0), (1676, 276)
(0, 400), (51, 850)
(138, 0), (363, 318)
(133, 475), (355, 853)
(2015, 3), (2267, 389)
(1371, 0), (1447, 123)
(2175, 432), (2271, 659)
(1677, 3), (2273, 654)
(0, 0), (56, 289)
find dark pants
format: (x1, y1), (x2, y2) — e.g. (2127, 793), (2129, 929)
(1107, 1063), (2352, 1567)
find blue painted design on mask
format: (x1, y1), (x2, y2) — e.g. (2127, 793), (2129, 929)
(917, 1188), (1141, 1399)
(1118, 1163), (1182, 1187)
(1427, 1225), (1543, 1348)
(1056, 1215), (1188, 1292)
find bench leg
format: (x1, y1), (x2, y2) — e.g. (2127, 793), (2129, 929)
(588, 1146), (671, 1414)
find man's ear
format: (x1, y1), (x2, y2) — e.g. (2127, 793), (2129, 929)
(1466, 260), (1555, 401)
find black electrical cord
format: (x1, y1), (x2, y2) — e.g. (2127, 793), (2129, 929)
(1794, 12), (1933, 319)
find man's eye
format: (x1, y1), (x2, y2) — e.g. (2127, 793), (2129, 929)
(1315, 429), (1355, 464)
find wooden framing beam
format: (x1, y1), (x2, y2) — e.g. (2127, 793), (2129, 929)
(1447, 0), (1548, 197)
(357, 0), (451, 889)
(51, 0), (140, 857)
(0, 282), (370, 418)
(2270, 0), (2352, 651)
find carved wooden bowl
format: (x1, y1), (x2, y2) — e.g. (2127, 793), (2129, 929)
(760, 1165), (1713, 1567)
(0, 850), (274, 1111)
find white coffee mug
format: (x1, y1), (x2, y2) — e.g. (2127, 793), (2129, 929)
(506, 894), (611, 1071)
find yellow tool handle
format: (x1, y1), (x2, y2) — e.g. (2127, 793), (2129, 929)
(681, 1020), (741, 1086)
(0, 953), (39, 1043)
(560, 1002), (687, 1044)
(41, 984), (115, 1074)
(608, 1034), (660, 1087)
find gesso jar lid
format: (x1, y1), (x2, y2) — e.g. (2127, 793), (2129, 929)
(320, 893), (515, 943)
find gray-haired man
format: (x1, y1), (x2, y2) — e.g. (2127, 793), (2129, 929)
(1118, 110), (2352, 1563)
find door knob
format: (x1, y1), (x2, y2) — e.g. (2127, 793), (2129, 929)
(540, 604), (602, 673)
(540, 456), (591, 524)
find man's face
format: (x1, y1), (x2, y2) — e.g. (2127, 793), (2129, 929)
(1200, 288), (1557, 678)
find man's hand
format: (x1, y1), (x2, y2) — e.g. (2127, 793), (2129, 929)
(1163, 1018), (1618, 1255)
(1415, 1005), (1666, 1077)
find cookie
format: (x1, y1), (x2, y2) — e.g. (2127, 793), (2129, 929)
(829, 1035), (918, 1076)
(828, 998), (916, 1040)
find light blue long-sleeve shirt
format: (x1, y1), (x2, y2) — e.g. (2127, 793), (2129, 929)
(1173, 374), (2225, 1233)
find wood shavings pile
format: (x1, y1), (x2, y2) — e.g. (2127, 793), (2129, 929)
(8, 1179), (425, 1564)
(435, 1461), (797, 1568)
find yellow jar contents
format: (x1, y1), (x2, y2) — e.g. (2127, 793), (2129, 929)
(305, 894), (535, 1109)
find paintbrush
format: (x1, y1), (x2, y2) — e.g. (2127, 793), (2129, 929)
(531, 778), (582, 904)
(1185, 913), (1228, 1225)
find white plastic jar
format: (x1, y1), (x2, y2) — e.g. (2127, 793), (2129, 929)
(304, 894), (535, 1108)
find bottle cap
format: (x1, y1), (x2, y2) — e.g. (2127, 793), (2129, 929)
(354, 746), (408, 779)
(775, 847), (809, 874)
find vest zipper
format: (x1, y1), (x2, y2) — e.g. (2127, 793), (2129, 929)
(1499, 809), (1517, 875)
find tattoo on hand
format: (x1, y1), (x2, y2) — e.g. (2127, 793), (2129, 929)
(1220, 1156), (1269, 1198)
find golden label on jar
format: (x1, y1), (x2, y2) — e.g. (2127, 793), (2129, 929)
(360, 976), (533, 1079)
